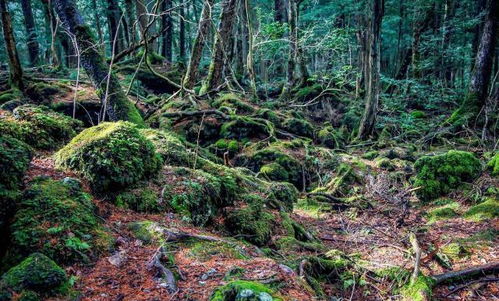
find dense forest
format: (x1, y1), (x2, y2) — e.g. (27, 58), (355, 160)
(0, 0), (498, 300)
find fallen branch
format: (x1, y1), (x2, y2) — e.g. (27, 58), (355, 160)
(147, 246), (177, 293)
(444, 277), (499, 297)
(409, 233), (422, 284)
(433, 262), (499, 285)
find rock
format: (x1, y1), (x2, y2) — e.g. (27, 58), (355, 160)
(108, 250), (127, 267)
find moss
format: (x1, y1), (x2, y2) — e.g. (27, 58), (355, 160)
(293, 84), (322, 102)
(260, 163), (289, 182)
(282, 117), (314, 138)
(8, 177), (113, 264)
(115, 188), (160, 213)
(136, 50), (165, 65)
(1, 253), (68, 296)
(410, 110), (426, 119)
(400, 275), (435, 301)
(220, 117), (273, 140)
(426, 203), (459, 223)
(0, 136), (32, 191)
(317, 126), (346, 149)
(55, 122), (162, 192)
(188, 241), (248, 262)
(487, 152), (499, 176)
(140, 128), (193, 166)
(374, 266), (411, 288)
(303, 254), (350, 280)
(361, 150), (379, 160)
(128, 221), (165, 244)
(255, 109), (283, 127)
(268, 182), (298, 212)
(161, 167), (232, 226)
(224, 203), (274, 246)
(275, 237), (324, 252)
(0, 89), (21, 105)
(314, 162), (360, 197)
(214, 139), (239, 154)
(440, 243), (468, 260)
(414, 151), (481, 202)
(376, 158), (396, 171)
(18, 290), (40, 301)
(0, 105), (83, 150)
(209, 280), (282, 301)
(212, 93), (255, 114)
(464, 198), (499, 221)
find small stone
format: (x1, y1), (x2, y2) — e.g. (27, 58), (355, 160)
(258, 292), (273, 301)
(238, 289), (255, 298)
(108, 250), (127, 267)
(199, 281), (206, 286)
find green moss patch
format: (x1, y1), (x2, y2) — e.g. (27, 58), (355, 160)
(8, 177), (113, 264)
(0, 105), (83, 150)
(224, 202), (274, 246)
(487, 152), (499, 176)
(115, 187), (160, 213)
(209, 280), (282, 301)
(464, 198), (499, 221)
(414, 151), (481, 202)
(400, 275), (435, 301)
(128, 221), (165, 244)
(425, 202), (459, 223)
(212, 93), (255, 114)
(187, 241), (248, 262)
(55, 121), (162, 192)
(282, 117), (314, 138)
(220, 117), (273, 140)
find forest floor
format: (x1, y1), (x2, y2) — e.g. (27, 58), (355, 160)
(1, 72), (498, 301)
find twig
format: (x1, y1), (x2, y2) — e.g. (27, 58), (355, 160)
(444, 277), (499, 297)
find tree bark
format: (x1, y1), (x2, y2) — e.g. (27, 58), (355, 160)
(183, 0), (214, 88)
(53, 0), (144, 125)
(274, 0), (287, 23)
(20, 0), (40, 66)
(161, 0), (173, 62)
(125, 0), (136, 46)
(200, 0), (238, 94)
(358, 0), (384, 140)
(41, 0), (60, 68)
(179, 3), (186, 63)
(283, 0), (298, 95)
(106, 0), (124, 54)
(91, 0), (104, 50)
(0, 0), (24, 90)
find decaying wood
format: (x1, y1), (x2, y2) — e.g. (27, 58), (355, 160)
(433, 262), (499, 284)
(147, 246), (177, 293)
(409, 233), (422, 284)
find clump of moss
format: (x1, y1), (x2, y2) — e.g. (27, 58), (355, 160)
(414, 151), (481, 202)
(209, 280), (282, 301)
(255, 109), (283, 127)
(128, 221), (165, 244)
(400, 275), (435, 301)
(260, 163), (289, 182)
(224, 202), (274, 246)
(268, 182), (298, 211)
(487, 152), (499, 176)
(0, 253), (69, 299)
(282, 117), (314, 138)
(464, 198), (499, 221)
(212, 93), (255, 114)
(140, 128), (193, 166)
(361, 150), (379, 160)
(8, 177), (113, 264)
(214, 139), (240, 155)
(55, 122), (162, 192)
(162, 167), (232, 226)
(220, 117), (273, 140)
(0, 105), (83, 150)
(440, 243), (468, 260)
(317, 125), (346, 149)
(24, 82), (63, 103)
(410, 110), (426, 119)
(426, 202), (459, 223)
(188, 241), (248, 262)
(115, 188), (160, 213)
(0, 89), (21, 105)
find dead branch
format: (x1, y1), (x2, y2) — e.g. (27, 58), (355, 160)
(147, 246), (177, 293)
(409, 233), (422, 284)
(444, 277), (499, 297)
(433, 262), (499, 285)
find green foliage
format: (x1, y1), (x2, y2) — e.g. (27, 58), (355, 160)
(317, 125), (346, 149)
(209, 280), (282, 301)
(0, 136), (32, 191)
(8, 177), (113, 264)
(400, 275), (435, 301)
(55, 122), (162, 192)
(414, 151), (481, 201)
(487, 153), (499, 176)
(0, 105), (83, 150)
(282, 117), (314, 138)
(221, 117), (273, 140)
(212, 93), (255, 114)
(115, 188), (160, 213)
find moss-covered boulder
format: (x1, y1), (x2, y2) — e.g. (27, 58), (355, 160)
(8, 177), (113, 264)
(0, 105), (83, 150)
(414, 151), (481, 202)
(282, 117), (314, 138)
(221, 117), (273, 140)
(209, 280), (282, 301)
(161, 167), (233, 226)
(212, 93), (255, 114)
(55, 122), (162, 192)
(224, 200), (274, 246)
(268, 182), (298, 211)
(0, 136), (32, 231)
(487, 152), (499, 176)
(0, 253), (68, 299)
(317, 125), (346, 149)
(115, 187), (160, 213)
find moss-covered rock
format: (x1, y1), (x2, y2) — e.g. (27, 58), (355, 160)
(267, 182), (298, 212)
(0, 105), (83, 150)
(140, 128), (193, 166)
(487, 152), (499, 176)
(8, 177), (113, 264)
(209, 280), (282, 301)
(212, 93), (255, 114)
(464, 198), (499, 221)
(260, 163), (289, 182)
(55, 122), (162, 192)
(221, 117), (273, 140)
(440, 243), (468, 260)
(426, 202), (459, 223)
(161, 167), (230, 226)
(224, 201), (274, 246)
(414, 151), (481, 202)
(128, 221), (165, 244)
(115, 187), (160, 213)
(24, 82), (63, 104)
(400, 275), (435, 301)
(317, 125), (346, 149)
(0, 253), (69, 298)
(282, 117), (314, 138)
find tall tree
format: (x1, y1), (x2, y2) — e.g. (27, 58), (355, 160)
(183, 0), (214, 88)
(179, 2), (186, 63)
(200, 0), (238, 94)
(453, 0), (497, 123)
(0, 0), (24, 90)
(41, 0), (60, 67)
(106, 0), (125, 54)
(274, 0), (287, 23)
(91, 0), (104, 50)
(358, 0), (384, 139)
(52, 0), (144, 124)
(124, 0), (136, 46)
(161, 0), (173, 62)
(20, 0), (40, 66)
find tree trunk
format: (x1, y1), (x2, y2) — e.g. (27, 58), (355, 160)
(41, 0), (61, 68)
(200, 0), (238, 94)
(296, 2), (309, 85)
(179, 3), (186, 63)
(183, 0), (214, 88)
(274, 0), (287, 23)
(106, 0), (124, 54)
(161, 0), (173, 62)
(20, 0), (40, 66)
(0, 0), (24, 90)
(125, 0), (136, 46)
(53, 0), (144, 125)
(411, 3), (434, 78)
(457, 0), (497, 120)
(136, 0), (149, 43)
(91, 0), (104, 50)
(358, 0), (384, 140)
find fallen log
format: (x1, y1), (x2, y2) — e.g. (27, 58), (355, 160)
(432, 262), (499, 284)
